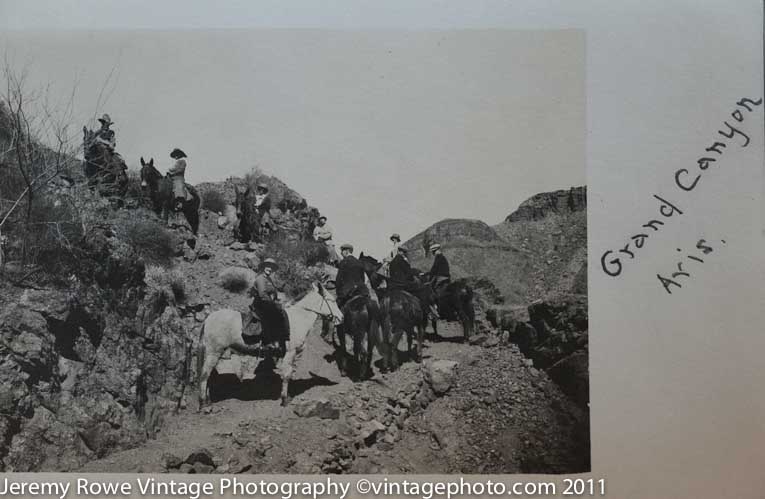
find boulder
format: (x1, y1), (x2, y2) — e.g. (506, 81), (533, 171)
(185, 448), (215, 467)
(292, 398), (340, 420)
(546, 351), (589, 408)
(425, 360), (458, 395)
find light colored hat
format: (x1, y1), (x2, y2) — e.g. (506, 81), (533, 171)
(261, 258), (278, 270)
(429, 243), (441, 252)
(340, 243), (354, 252)
(98, 113), (113, 125)
(390, 233), (401, 241)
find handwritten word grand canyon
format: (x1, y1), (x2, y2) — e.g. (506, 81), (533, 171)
(600, 97), (762, 293)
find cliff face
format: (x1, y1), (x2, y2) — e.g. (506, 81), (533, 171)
(504, 187), (586, 223)
(404, 187), (587, 305)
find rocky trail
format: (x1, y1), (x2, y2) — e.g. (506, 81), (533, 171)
(78, 317), (589, 474)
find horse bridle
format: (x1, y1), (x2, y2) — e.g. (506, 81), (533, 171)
(300, 285), (341, 323)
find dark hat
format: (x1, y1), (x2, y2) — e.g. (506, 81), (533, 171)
(390, 233), (401, 242)
(256, 182), (269, 192)
(397, 246), (408, 254)
(170, 148), (187, 159)
(318, 215), (327, 222)
(340, 243), (354, 252)
(97, 113), (113, 126)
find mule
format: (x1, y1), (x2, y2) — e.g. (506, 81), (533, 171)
(379, 289), (424, 372)
(427, 278), (475, 341)
(336, 294), (380, 380)
(196, 282), (342, 408)
(139, 157), (200, 235)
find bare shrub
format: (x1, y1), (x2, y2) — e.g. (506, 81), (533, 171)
(145, 265), (186, 305)
(201, 189), (227, 214)
(118, 214), (177, 266)
(219, 267), (252, 292)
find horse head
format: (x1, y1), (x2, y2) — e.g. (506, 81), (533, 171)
(139, 157), (161, 190)
(310, 281), (343, 325)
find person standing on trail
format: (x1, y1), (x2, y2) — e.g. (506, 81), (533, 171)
(428, 243), (451, 291)
(313, 216), (339, 264)
(248, 258), (289, 354)
(167, 148), (188, 211)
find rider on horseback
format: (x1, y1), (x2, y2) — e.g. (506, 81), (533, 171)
(247, 258), (290, 355)
(390, 246), (439, 320)
(428, 243), (451, 291)
(94, 114), (116, 150)
(254, 183), (273, 238)
(335, 243), (370, 309)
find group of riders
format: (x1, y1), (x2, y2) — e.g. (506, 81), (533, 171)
(245, 231), (453, 354)
(85, 114), (455, 361)
(84, 113), (191, 210)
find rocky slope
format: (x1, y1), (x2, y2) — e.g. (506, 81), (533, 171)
(405, 186), (587, 304)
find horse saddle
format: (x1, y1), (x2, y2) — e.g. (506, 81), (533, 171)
(242, 315), (264, 345)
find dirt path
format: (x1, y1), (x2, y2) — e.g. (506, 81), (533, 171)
(78, 318), (588, 474)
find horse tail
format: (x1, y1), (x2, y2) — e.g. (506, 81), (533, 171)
(195, 321), (206, 387)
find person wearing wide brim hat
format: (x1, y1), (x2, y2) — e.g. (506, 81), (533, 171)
(93, 113), (116, 151)
(97, 113), (114, 126)
(167, 147), (189, 210)
(248, 257), (290, 347)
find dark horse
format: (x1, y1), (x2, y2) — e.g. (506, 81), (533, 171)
(232, 186), (263, 243)
(139, 157), (200, 235)
(379, 289), (424, 371)
(82, 130), (128, 199)
(359, 253), (424, 371)
(336, 293), (380, 379)
(425, 275), (475, 341)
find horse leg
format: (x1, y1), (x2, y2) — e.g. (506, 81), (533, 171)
(336, 321), (348, 375)
(197, 348), (222, 411)
(280, 341), (299, 406)
(416, 324), (424, 363)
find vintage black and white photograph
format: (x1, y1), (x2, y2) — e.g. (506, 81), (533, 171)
(0, 27), (588, 473)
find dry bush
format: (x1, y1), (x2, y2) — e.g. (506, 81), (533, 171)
(219, 267), (252, 292)
(258, 234), (329, 300)
(201, 189), (227, 214)
(117, 215), (177, 266)
(145, 265), (186, 305)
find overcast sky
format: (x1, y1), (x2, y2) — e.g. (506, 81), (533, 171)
(0, 5), (584, 258)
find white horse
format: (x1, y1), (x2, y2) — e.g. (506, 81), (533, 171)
(196, 281), (343, 408)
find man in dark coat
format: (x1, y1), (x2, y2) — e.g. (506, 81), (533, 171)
(388, 246), (418, 292)
(428, 243), (451, 290)
(335, 243), (369, 309)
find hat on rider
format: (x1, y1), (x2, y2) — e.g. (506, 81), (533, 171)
(340, 243), (353, 252)
(397, 246), (408, 254)
(390, 233), (401, 242)
(256, 182), (269, 192)
(429, 243), (441, 253)
(98, 114), (114, 126)
(170, 148), (187, 159)
(260, 258), (279, 270)
(318, 216), (327, 222)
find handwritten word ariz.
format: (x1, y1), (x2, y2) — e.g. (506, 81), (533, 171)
(657, 239), (726, 294)
(600, 96), (761, 279)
